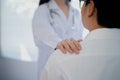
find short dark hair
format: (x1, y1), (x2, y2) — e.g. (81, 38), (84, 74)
(81, 0), (120, 29)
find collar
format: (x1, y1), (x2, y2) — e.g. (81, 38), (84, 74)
(48, 0), (73, 11)
(84, 28), (120, 41)
(47, 0), (59, 10)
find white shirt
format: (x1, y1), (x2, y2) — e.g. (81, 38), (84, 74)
(32, 0), (84, 76)
(41, 28), (120, 80)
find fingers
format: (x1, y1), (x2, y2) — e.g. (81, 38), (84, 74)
(67, 38), (80, 54)
(56, 40), (73, 54)
(62, 40), (73, 53)
(56, 42), (66, 54)
(77, 39), (83, 43)
(71, 38), (81, 50)
(56, 38), (82, 54)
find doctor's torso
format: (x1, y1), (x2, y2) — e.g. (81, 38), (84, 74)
(34, 0), (84, 40)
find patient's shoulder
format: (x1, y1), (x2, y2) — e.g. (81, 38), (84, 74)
(48, 50), (75, 63)
(45, 50), (78, 69)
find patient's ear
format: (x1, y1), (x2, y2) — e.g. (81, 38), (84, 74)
(86, 1), (95, 17)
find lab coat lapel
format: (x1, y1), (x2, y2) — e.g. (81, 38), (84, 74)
(68, 5), (74, 27)
(48, 0), (70, 27)
(48, 0), (59, 10)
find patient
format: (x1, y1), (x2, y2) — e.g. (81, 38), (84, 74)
(40, 0), (120, 80)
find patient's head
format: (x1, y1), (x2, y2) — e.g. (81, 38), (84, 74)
(80, 0), (120, 31)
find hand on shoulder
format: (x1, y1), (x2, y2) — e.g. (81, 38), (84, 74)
(56, 38), (82, 54)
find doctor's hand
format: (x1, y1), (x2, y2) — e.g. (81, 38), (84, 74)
(56, 38), (82, 54)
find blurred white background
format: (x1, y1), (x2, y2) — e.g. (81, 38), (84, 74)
(1, 0), (39, 62)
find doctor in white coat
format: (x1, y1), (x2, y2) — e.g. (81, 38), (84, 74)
(32, 0), (84, 78)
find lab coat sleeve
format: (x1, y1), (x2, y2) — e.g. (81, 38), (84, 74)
(32, 6), (62, 49)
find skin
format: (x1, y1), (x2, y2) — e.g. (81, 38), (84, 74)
(55, 0), (82, 54)
(55, 0), (69, 17)
(81, 0), (103, 31)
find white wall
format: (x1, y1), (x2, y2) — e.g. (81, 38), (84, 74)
(1, 0), (39, 61)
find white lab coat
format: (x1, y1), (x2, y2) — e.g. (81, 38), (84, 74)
(32, 0), (84, 77)
(41, 28), (120, 80)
